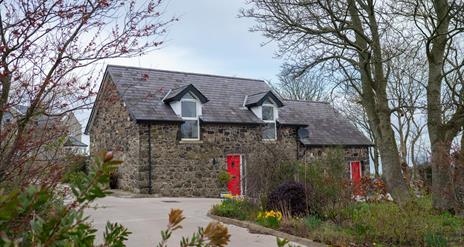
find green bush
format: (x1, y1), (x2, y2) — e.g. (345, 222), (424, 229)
(217, 170), (231, 188)
(0, 152), (131, 246)
(210, 198), (259, 221)
(297, 148), (352, 220)
(337, 197), (464, 246)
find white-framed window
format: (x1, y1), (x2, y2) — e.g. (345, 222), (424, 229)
(180, 93), (200, 140)
(262, 103), (276, 140)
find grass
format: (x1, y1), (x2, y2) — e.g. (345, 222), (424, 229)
(210, 196), (464, 246)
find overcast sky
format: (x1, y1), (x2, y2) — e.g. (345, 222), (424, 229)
(79, 0), (283, 145)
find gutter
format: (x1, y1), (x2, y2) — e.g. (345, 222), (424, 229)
(148, 124), (153, 194)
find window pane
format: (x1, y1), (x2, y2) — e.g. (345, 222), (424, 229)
(181, 120), (199, 139)
(262, 122), (276, 140)
(262, 106), (274, 121)
(181, 101), (196, 117)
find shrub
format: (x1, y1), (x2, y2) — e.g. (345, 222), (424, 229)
(337, 197), (464, 246)
(210, 198), (259, 221)
(245, 143), (297, 198)
(217, 170), (231, 188)
(267, 181), (307, 216)
(297, 149), (352, 220)
(0, 152), (131, 246)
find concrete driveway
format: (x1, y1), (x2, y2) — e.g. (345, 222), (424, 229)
(87, 196), (292, 247)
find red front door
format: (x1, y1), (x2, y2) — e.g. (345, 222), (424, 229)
(351, 161), (362, 194)
(227, 155), (241, 195)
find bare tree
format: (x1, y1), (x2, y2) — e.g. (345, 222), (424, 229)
(241, 0), (411, 202)
(386, 52), (428, 181)
(0, 0), (176, 184)
(395, 0), (464, 211)
(275, 67), (329, 101)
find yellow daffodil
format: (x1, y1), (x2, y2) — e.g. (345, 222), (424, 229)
(257, 210), (283, 222)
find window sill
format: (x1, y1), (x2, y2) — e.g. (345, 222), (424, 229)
(179, 140), (203, 144)
(262, 139), (277, 143)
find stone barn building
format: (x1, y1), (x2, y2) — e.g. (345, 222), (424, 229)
(85, 65), (372, 197)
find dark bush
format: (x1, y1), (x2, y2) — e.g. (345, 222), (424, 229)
(267, 181), (307, 216)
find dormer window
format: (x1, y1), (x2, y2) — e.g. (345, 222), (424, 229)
(245, 91), (283, 141)
(163, 84), (208, 141)
(181, 93), (199, 140)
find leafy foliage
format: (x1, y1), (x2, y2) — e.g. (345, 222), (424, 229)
(297, 149), (352, 220)
(337, 198), (464, 246)
(267, 181), (307, 217)
(217, 170), (231, 188)
(0, 151), (131, 247)
(210, 198), (259, 221)
(157, 209), (231, 247)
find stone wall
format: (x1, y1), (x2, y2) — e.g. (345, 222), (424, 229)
(89, 79), (141, 192)
(137, 123), (299, 197)
(299, 145), (370, 176)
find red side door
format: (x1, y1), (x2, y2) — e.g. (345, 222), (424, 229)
(227, 155), (241, 195)
(351, 161), (362, 194)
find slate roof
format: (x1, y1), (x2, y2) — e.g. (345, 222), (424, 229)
(245, 91), (284, 107)
(87, 65), (372, 146)
(279, 100), (372, 146)
(105, 65), (267, 124)
(163, 84), (209, 103)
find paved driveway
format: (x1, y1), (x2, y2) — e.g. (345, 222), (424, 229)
(87, 196), (292, 247)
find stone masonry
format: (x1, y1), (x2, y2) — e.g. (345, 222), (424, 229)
(90, 80), (369, 197)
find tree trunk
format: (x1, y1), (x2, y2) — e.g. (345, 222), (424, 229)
(376, 102), (411, 203)
(347, 0), (410, 203)
(430, 139), (454, 211)
(425, 0), (458, 211)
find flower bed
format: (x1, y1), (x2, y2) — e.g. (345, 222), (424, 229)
(210, 196), (464, 247)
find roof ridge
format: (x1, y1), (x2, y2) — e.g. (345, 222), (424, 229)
(107, 64), (265, 82)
